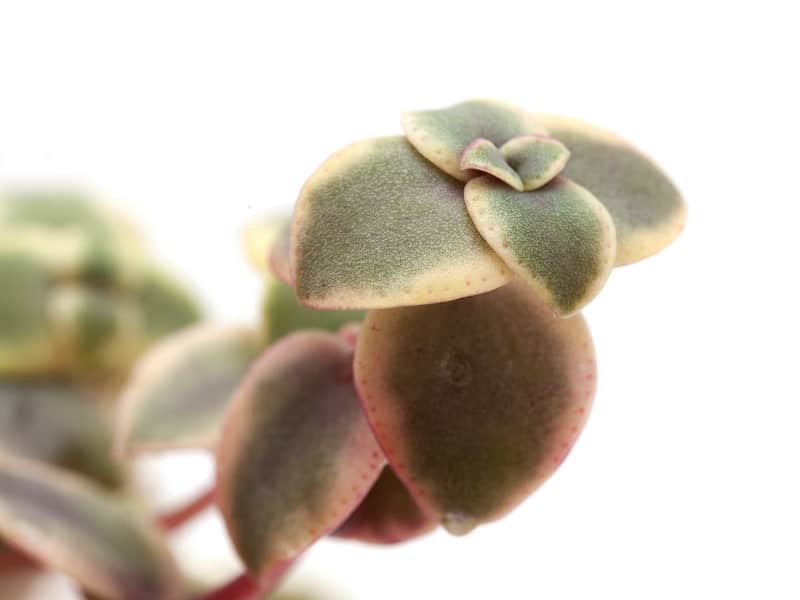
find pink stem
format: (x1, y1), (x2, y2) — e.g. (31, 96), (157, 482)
(157, 487), (216, 531)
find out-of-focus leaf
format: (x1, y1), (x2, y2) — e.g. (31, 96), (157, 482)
(217, 331), (384, 575)
(0, 452), (179, 600)
(268, 223), (293, 285)
(402, 99), (547, 181)
(243, 217), (288, 275)
(133, 268), (201, 341)
(0, 244), (54, 375)
(116, 323), (260, 454)
(292, 136), (511, 309)
(334, 467), (436, 544)
(0, 381), (121, 487)
(459, 138), (523, 191)
(48, 285), (144, 374)
(262, 275), (364, 345)
(500, 135), (570, 191)
(464, 175), (616, 316)
(539, 115), (686, 265)
(355, 280), (596, 535)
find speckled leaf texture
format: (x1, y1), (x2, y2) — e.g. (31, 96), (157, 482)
(116, 323), (261, 454)
(262, 275), (364, 344)
(217, 331), (384, 575)
(0, 452), (178, 600)
(459, 138), (523, 191)
(402, 99), (548, 181)
(500, 135), (570, 191)
(292, 136), (511, 309)
(538, 115), (686, 265)
(334, 467), (436, 544)
(465, 176), (616, 316)
(355, 280), (596, 535)
(0, 381), (121, 487)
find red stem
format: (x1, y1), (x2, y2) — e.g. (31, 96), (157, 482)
(197, 558), (296, 600)
(157, 487), (216, 531)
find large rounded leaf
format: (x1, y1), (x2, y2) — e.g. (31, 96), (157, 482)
(334, 467), (436, 544)
(115, 323), (261, 454)
(292, 136), (511, 310)
(465, 176), (616, 316)
(355, 280), (596, 534)
(0, 452), (178, 600)
(0, 381), (121, 487)
(262, 275), (364, 345)
(217, 331), (384, 575)
(401, 100), (547, 181)
(539, 115), (686, 265)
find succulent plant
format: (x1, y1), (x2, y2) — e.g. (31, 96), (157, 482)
(110, 100), (685, 599)
(0, 190), (201, 599)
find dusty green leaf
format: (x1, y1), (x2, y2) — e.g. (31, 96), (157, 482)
(116, 323), (261, 454)
(334, 467), (436, 544)
(217, 331), (384, 575)
(402, 99), (547, 181)
(0, 244), (54, 376)
(0, 452), (178, 600)
(539, 115), (686, 265)
(459, 138), (523, 190)
(262, 275), (364, 345)
(292, 136), (511, 309)
(0, 381), (121, 488)
(500, 135), (570, 191)
(355, 280), (596, 535)
(133, 268), (201, 341)
(465, 176), (616, 316)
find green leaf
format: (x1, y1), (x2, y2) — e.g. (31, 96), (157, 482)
(217, 331), (384, 575)
(354, 280), (596, 535)
(402, 99), (548, 181)
(133, 268), (201, 341)
(465, 176), (616, 316)
(0, 244), (54, 376)
(459, 138), (523, 191)
(539, 115), (686, 265)
(262, 275), (364, 345)
(293, 136), (511, 309)
(334, 467), (435, 544)
(500, 135), (570, 191)
(116, 323), (261, 454)
(0, 381), (122, 488)
(0, 452), (178, 600)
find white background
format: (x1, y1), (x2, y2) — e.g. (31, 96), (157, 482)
(1, 1), (799, 598)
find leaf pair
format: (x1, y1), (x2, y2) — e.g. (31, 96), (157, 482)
(291, 99), (685, 316)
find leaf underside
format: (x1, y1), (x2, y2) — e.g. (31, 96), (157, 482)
(0, 452), (178, 600)
(355, 280), (596, 534)
(217, 331), (384, 575)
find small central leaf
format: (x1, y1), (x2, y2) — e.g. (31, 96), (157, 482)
(460, 138), (523, 191)
(500, 135), (570, 191)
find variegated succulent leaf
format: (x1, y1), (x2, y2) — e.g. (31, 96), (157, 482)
(292, 136), (511, 310)
(115, 323), (261, 454)
(355, 280), (596, 534)
(401, 99), (547, 181)
(334, 466), (436, 544)
(500, 135), (570, 191)
(538, 115), (686, 265)
(262, 275), (364, 345)
(465, 176), (616, 316)
(0, 452), (178, 600)
(0, 381), (121, 488)
(459, 138), (523, 191)
(217, 331), (384, 575)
